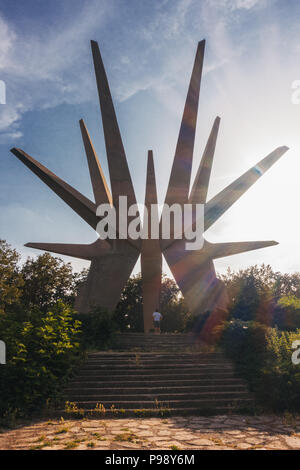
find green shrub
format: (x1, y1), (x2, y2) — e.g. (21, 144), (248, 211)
(0, 301), (82, 419)
(221, 319), (300, 412)
(261, 328), (300, 410)
(160, 299), (190, 333)
(273, 296), (300, 330)
(74, 307), (116, 350)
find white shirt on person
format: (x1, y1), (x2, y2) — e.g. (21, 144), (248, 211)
(153, 311), (162, 321)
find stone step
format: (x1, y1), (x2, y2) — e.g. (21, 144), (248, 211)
(87, 351), (224, 357)
(89, 349), (223, 353)
(131, 344), (196, 346)
(80, 361), (234, 368)
(58, 405), (254, 418)
(109, 335), (202, 351)
(75, 370), (237, 380)
(78, 366), (235, 375)
(67, 392), (251, 403)
(66, 382), (247, 395)
(111, 342), (194, 346)
(110, 340), (192, 343)
(111, 338), (193, 342)
(112, 334), (191, 338)
(68, 389), (249, 402)
(69, 397), (254, 410)
(113, 339), (194, 350)
(81, 361), (234, 371)
(84, 358), (231, 365)
(81, 362), (234, 370)
(67, 378), (246, 388)
(87, 352), (224, 359)
(110, 340), (195, 345)
(110, 343), (194, 346)
(110, 347), (206, 352)
(64, 341), (254, 416)
(110, 349), (215, 353)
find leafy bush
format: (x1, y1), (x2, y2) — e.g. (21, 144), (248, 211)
(273, 296), (300, 330)
(113, 275), (144, 332)
(193, 308), (229, 345)
(0, 241), (118, 422)
(74, 307), (117, 350)
(0, 240), (23, 314)
(221, 319), (300, 412)
(0, 301), (82, 418)
(261, 328), (300, 410)
(160, 299), (190, 333)
(221, 265), (300, 327)
(21, 253), (77, 311)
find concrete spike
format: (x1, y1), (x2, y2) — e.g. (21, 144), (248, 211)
(161, 116), (220, 252)
(25, 239), (112, 261)
(205, 146), (289, 231)
(209, 240), (278, 259)
(10, 148), (98, 229)
(163, 40), (205, 208)
(79, 119), (112, 206)
(90, 40), (138, 214)
(141, 151), (162, 333)
(189, 116), (220, 204)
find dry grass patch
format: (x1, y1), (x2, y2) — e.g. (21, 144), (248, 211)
(55, 427), (69, 435)
(113, 431), (145, 444)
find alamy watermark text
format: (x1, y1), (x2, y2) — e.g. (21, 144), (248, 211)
(96, 197), (204, 250)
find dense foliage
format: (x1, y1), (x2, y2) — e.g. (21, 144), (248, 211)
(221, 264), (300, 328)
(0, 241), (87, 421)
(0, 301), (82, 419)
(0, 240), (23, 315)
(21, 253), (75, 311)
(75, 307), (116, 350)
(221, 320), (300, 412)
(219, 266), (300, 413)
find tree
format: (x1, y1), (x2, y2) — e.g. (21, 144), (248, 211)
(160, 298), (190, 332)
(0, 240), (23, 314)
(220, 264), (300, 326)
(160, 274), (180, 306)
(221, 265), (274, 323)
(113, 274), (144, 332)
(113, 273), (185, 332)
(274, 295), (300, 330)
(69, 267), (89, 306)
(272, 272), (300, 300)
(21, 253), (75, 311)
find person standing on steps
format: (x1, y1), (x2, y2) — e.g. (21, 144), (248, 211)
(152, 309), (162, 334)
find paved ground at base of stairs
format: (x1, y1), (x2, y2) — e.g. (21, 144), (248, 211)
(1, 415), (300, 450)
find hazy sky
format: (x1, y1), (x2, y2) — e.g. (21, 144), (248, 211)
(0, 0), (300, 277)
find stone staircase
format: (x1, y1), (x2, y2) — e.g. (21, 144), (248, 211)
(63, 333), (254, 417)
(110, 332), (197, 352)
